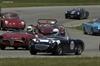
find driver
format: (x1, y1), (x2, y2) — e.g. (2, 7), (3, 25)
(27, 25), (34, 34)
(52, 28), (60, 36)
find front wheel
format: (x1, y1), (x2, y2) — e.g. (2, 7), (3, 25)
(83, 27), (87, 34)
(30, 49), (37, 55)
(52, 45), (63, 55)
(0, 46), (6, 50)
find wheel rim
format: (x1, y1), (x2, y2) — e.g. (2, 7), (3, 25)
(57, 47), (63, 55)
(77, 45), (82, 54)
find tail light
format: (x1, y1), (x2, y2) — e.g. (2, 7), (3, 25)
(5, 21), (8, 24)
(21, 21), (25, 25)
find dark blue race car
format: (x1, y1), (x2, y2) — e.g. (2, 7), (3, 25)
(65, 8), (89, 19)
(29, 36), (84, 55)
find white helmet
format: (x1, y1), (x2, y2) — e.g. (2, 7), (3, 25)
(27, 26), (33, 32)
(52, 28), (59, 34)
(50, 21), (56, 24)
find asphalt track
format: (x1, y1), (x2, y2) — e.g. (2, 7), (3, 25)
(0, 5), (100, 58)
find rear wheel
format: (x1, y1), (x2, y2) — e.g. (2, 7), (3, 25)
(75, 45), (83, 55)
(75, 40), (84, 55)
(99, 44), (100, 51)
(84, 11), (89, 19)
(89, 28), (94, 35)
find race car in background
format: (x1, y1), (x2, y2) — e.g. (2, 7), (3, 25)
(0, 30), (33, 50)
(65, 8), (89, 19)
(0, 12), (26, 30)
(82, 18), (100, 35)
(27, 19), (66, 36)
(29, 35), (84, 55)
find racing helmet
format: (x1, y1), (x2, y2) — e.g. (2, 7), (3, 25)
(27, 25), (33, 32)
(50, 21), (56, 25)
(52, 28), (59, 34)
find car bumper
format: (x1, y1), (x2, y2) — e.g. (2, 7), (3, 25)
(30, 43), (55, 52)
(0, 39), (28, 47)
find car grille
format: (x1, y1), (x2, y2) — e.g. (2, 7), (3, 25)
(35, 44), (49, 50)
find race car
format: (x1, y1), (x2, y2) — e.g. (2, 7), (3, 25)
(26, 19), (66, 36)
(0, 30), (34, 50)
(0, 12), (26, 30)
(65, 8), (89, 19)
(29, 36), (84, 55)
(82, 18), (100, 35)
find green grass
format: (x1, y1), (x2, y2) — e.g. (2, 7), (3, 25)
(74, 25), (83, 30)
(70, 25), (82, 30)
(1, 0), (100, 7)
(1, 0), (100, 3)
(0, 57), (100, 66)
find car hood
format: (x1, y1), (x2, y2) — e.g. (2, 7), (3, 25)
(1, 32), (33, 39)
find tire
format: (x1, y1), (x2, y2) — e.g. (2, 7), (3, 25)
(30, 49), (37, 55)
(65, 14), (68, 19)
(52, 45), (63, 55)
(83, 27), (87, 34)
(29, 45), (37, 55)
(75, 40), (84, 55)
(0, 46), (6, 50)
(99, 44), (100, 51)
(75, 45), (83, 55)
(79, 14), (83, 20)
(84, 11), (89, 19)
(89, 28), (94, 35)
(14, 47), (18, 50)
(25, 47), (29, 50)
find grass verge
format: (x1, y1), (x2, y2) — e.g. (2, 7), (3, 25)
(1, 3), (100, 8)
(71, 25), (82, 30)
(0, 57), (99, 66)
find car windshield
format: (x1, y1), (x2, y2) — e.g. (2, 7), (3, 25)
(39, 23), (51, 27)
(3, 13), (19, 19)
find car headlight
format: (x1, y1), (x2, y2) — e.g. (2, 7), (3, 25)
(49, 40), (52, 44)
(77, 12), (80, 15)
(5, 21), (8, 24)
(32, 38), (39, 43)
(32, 38), (36, 42)
(21, 21), (25, 25)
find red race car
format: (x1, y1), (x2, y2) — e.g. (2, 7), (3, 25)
(27, 19), (66, 36)
(0, 12), (26, 30)
(0, 30), (34, 50)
